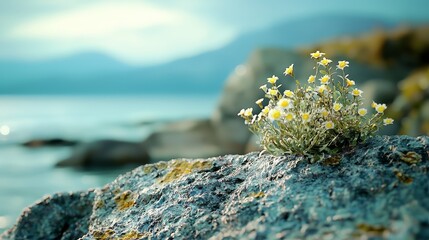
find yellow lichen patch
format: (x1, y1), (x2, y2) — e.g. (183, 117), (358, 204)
(158, 159), (212, 184)
(249, 192), (266, 198)
(119, 230), (151, 240)
(394, 170), (414, 184)
(356, 223), (390, 237)
(322, 155), (342, 166)
(400, 151), (422, 164)
(114, 190), (137, 210)
(143, 161), (168, 174)
(94, 200), (104, 209)
(91, 229), (115, 240)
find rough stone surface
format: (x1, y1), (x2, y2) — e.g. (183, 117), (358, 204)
(1, 191), (94, 240)
(4, 135), (429, 239)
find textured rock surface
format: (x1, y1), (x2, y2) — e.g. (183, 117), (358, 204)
(4, 135), (429, 239)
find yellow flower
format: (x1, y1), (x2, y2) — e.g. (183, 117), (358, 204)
(238, 109), (245, 117)
(346, 78), (355, 87)
(321, 109), (329, 117)
(277, 98), (292, 109)
(337, 60), (349, 70)
(284, 112), (294, 121)
(371, 101), (377, 108)
(375, 104), (387, 114)
(383, 118), (394, 125)
(269, 89), (278, 96)
(284, 90), (294, 98)
(351, 88), (363, 97)
(262, 106), (270, 115)
(320, 75), (330, 85)
(325, 121), (335, 129)
(318, 57), (332, 66)
(255, 98), (264, 108)
(244, 108), (253, 117)
(317, 85), (327, 93)
(358, 108), (367, 116)
(267, 75), (279, 84)
(308, 75), (315, 83)
(310, 50), (325, 59)
(333, 102), (343, 112)
(284, 64), (294, 76)
(301, 112), (311, 122)
(268, 108), (282, 121)
(260, 84), (268, 92)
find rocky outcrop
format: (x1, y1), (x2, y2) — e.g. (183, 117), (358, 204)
(4, 135), (429, 239)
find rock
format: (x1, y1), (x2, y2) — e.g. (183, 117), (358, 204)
(143, 119), (233, 162)
(55, 140), (150, 168)
(22, 138), (78, 148)
(1, 191), (94, 240)
(4, 135), (429, 239)
(389, 67), (429, 136)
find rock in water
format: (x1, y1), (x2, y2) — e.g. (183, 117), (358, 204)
(2, 136), (429, 239)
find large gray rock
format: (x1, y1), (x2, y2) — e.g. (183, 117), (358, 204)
(3, 135), (429, 239)
(143, 119), (233, 162)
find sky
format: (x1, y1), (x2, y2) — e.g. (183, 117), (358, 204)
(0, 0), (428, 66)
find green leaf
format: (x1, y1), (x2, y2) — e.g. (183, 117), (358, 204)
(334, 91), (341, 101)
(319, 70), (328, 75)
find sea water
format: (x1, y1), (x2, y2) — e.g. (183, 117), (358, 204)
(0, 94), (218, 232)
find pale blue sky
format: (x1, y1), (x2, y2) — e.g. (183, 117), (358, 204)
(0, 0), (428, 65)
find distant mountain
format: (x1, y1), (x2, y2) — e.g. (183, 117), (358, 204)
(0, 14), (396, 95)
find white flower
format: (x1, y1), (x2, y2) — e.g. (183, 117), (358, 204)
(325, 121), (335, 129)
(268, 108), (282, 121)
(267, 75), (279, 84)
(310, 51), (325, 59)
(284, 112), (294, 121)
(337, 60), (349, 70)
(277, 98), (293, 109)
(375, 104), (387, 114)
(333, 102), (343, 112)
(284, 90), (294, 98)
(358, 108), (367, 116)
(269, 89), (279, 96)
(301, 112), (311, 122)
(383, 118), (394, 125)
(351, 88), (363, 97)
(284, 64), (294, 76)
(244, 108), (253, 117)
(320, 75), (330, 85)
(318, 57), (332, 66)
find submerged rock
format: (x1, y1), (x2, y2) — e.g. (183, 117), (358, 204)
(2, 135), (429, 239)
(22, 138), (79, 148)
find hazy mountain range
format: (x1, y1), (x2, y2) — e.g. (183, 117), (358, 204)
(0, 14), (396, 95)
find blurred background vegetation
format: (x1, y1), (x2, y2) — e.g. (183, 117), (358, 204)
(1, 0), (428, 232)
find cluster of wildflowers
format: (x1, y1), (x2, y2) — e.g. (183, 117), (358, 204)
(238, 51), (394, 157)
